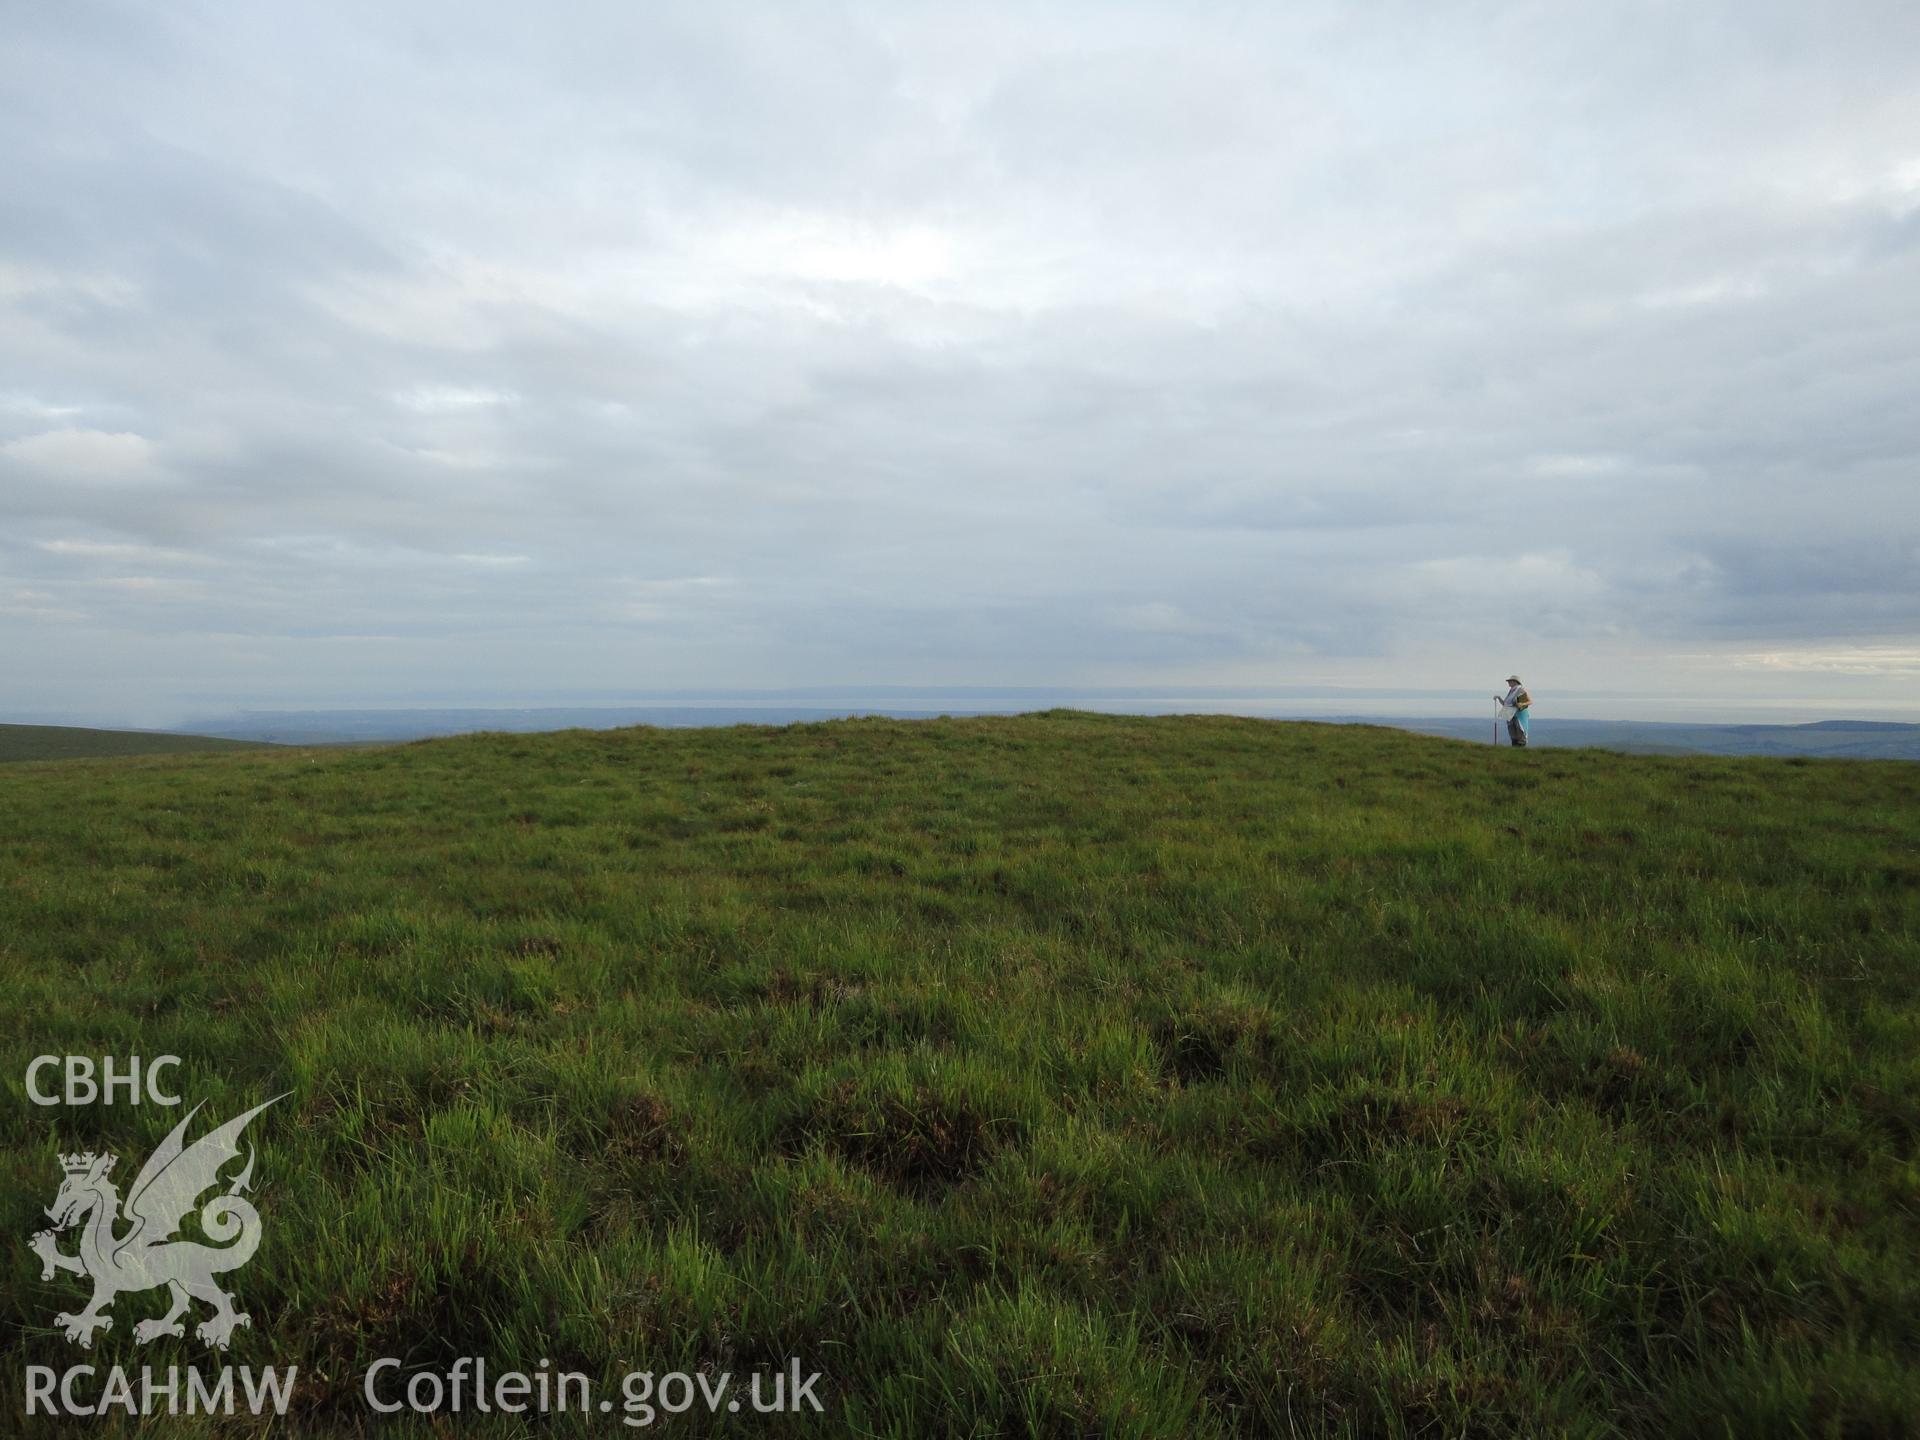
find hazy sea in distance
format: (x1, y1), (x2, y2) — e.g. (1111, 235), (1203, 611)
(172, 686), (1918, 724)
(5, 687), (1912, 757)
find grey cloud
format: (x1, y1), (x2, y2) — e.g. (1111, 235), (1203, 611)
(2, 0), (1918, 723)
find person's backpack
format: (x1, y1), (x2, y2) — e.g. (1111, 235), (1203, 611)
(1512, 687), (1531, 709)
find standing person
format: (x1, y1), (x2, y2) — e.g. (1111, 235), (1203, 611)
(1498, 675), (1532, 747)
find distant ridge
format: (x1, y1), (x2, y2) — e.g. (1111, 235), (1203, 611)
(1794, 720), (1920, 732)
(0, 724), (274, 763)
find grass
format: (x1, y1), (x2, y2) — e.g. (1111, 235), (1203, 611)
(1, 711), (1916, 1436)
(0, 724), (270, 764)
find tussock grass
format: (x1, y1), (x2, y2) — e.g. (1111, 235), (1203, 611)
(1, 713), (1917, 1435)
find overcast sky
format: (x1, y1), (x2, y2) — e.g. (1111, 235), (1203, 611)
(4, 1), (1918, 725)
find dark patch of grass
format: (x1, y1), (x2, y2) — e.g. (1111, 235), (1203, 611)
(778, 1078), (1013, 1199)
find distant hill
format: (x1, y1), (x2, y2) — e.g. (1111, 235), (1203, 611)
(0, 723), (274, 763)
(1794, 719), (1920, 732)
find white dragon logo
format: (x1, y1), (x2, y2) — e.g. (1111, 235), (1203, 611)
(29, 1096), (284, 1350)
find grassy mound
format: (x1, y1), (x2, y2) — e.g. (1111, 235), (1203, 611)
(2, 713), (1916, 1435)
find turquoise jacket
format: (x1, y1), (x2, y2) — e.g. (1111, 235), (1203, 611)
(1501, 685), (1531, 732)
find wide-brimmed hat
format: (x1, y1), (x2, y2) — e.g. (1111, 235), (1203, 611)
(1506, 674), (1522, 683)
